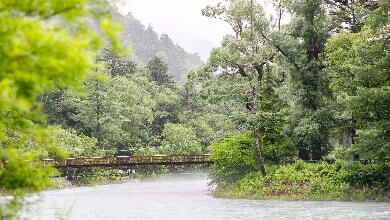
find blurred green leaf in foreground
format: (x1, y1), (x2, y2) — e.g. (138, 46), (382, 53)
(0, 0), (120, 218)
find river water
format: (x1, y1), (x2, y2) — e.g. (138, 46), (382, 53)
(22, 174), (389, 220)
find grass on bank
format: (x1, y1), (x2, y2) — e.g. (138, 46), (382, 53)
(212, 161), (390, 201)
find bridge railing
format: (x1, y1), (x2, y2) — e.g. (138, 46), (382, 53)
(38, 154), (211, 168)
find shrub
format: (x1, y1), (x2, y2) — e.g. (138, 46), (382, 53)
(213, 161), (390, 201)
(209, 130), (295, 186)
(238, 172), (265, 195)
(308, 178), (358, 200)
(208, 132), (259, 186)
(341, 162), (390, 186)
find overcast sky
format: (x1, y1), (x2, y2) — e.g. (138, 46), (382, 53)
(117, 0), (277, 61)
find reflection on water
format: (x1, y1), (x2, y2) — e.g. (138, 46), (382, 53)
(22, 174), (389, 220)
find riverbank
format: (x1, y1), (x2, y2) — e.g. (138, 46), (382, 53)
(211, 161), (390, 202)
(48, 175), (140, 190)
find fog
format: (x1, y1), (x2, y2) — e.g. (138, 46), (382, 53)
(117, 0), (231, 61)
(116, 0), (285, 61)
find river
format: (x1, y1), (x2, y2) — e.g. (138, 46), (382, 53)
(22, 174), (389, 220)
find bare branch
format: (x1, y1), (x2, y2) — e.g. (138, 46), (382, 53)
(41, 6), (77, 19)
(254, 62), (266, 82)
(260, 31), (300, 70)
(234, 63), (248, 77)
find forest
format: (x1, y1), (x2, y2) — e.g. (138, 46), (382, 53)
(0, 0), (389, 218)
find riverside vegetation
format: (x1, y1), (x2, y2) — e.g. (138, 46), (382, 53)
(209, 134), (389, 201)
(213, 162), (389, 201)
(0, 0), (389, 218)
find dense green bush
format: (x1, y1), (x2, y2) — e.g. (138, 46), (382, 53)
(341, 162), (390, 186)
(208, 132), (259, 186)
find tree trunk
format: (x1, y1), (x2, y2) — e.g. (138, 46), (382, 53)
(253, 124), (267, 176)
(351, 116), (359, 161)
(95, 57), (102, 149)
(95, 80), (102, 149)
(252, 85), (267, 176)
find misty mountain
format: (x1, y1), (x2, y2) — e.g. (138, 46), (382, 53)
(117, 13), (203, 82)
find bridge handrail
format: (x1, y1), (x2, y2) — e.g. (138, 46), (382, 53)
(37, 154), (212, 167)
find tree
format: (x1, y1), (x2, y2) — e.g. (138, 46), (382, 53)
(41, 89), (80, 128)
(0, 0), (119, 216)
(147, 56), (174, 87)
(41, 47), (139, 138)
(327, 0), (376, 33)
(53, 127), (100, 158)
(160, 123), (202, 154)
(324, 0), (379, 151)
(72, 76), (107, 149)
(149, 85), (180, 141)
(264, 0), (334, 160)
(257, 71), (294, 162)
(69, 75), (155, 151)
(177, 81), (209, 120)
(174, 80), (238, 150)
(100, 47), (137, 78)
(326, 0), (389, 160)
(199, 0), (283, 176)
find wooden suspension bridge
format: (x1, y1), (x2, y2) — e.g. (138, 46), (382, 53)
(39, 154), (212, 168)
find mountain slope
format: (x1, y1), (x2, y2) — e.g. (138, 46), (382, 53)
(117, 13), (203, 82)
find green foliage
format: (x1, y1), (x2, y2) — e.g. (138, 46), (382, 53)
(54, 127), (100, 158)
(286, 107), (334, 160)
(1, 0), (386, 211)
(0, 150), (56, 191)
(148, 85), (180, 139)
(200, 0), (295, 175)
(274, 0), (334, 160)
(100, 47), (137, 78)
(214, 161), (390, 201)
(326, 0), (390, 160)
(0, 150), (57, 218)
(308, 178), (358, 201)
(186, 119), (214, 150)
(0, 0), (119, 217)
(341, 162), (390, 186)
(64, 74), (155, 151)
(258, 108), (294, 162)
(0, 0), (120, 116)
(208, 132), (259, 186)
(42, 47), (232, 157)
(209, 129), (294, 186)
(160, 123), (202, 154)
(147, 56), (174, 87)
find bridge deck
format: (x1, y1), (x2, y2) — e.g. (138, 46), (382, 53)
(40, 154), (212, 168)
